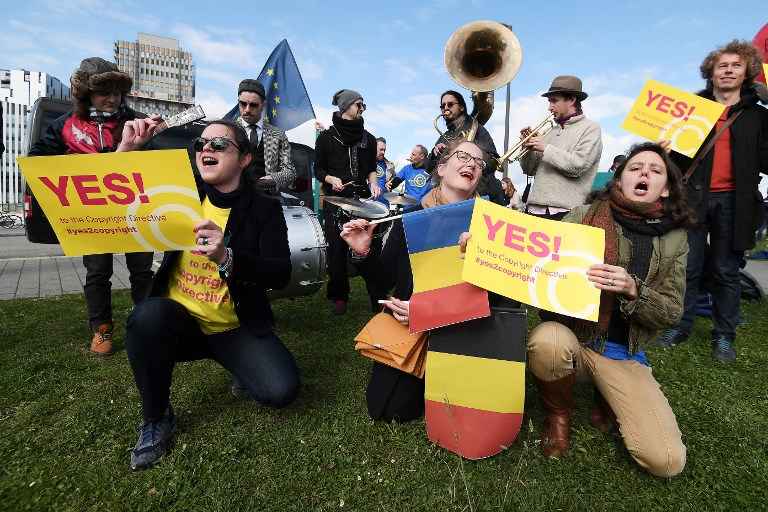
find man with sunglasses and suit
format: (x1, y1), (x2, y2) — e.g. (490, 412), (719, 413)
(235, 79), (296, 191)
(519, 75), (602, 220)
(427, 90), (506, 205)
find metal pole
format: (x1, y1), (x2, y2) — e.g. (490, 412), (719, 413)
(503, 82), (511, 178)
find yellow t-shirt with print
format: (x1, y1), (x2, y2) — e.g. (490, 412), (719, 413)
(167, 198), (239, 334)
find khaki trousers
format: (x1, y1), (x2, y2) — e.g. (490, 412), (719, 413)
(528, 322), (686, 478)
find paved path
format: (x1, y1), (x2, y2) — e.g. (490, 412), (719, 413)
(0, 253), (159, 300)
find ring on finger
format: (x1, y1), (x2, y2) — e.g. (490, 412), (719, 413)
(610, 278), (615, 286)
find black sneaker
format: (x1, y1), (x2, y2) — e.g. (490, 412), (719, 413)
(655, 328), (689, 348)
(130, 406), (176, 470)
(712, 336), (736, 363)
(231, 375), (249, 399)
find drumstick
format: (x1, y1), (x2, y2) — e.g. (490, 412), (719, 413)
(341, 181), (355, 188)
(368, 213), (405, 225)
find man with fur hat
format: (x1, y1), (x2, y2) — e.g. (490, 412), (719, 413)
(235, 79), (296, 190)
(655, 40), (768, 363)
(28, 57), (154, 356)
(520, 75), (603, 220)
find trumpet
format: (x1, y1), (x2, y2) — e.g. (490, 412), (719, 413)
(496, 113), (555, 166)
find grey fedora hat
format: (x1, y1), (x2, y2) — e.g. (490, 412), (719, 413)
(541, 75), (588, 101)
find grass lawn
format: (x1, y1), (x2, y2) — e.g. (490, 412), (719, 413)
(1, 280), (767, 511)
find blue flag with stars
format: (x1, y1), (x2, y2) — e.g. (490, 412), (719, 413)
(226, 39), (315, 132)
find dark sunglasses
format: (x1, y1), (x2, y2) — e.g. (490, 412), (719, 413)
(238, 100), (262, 109)
(440, 101), (458, 110)
(193, 136), (241, 152)
(353, 101), (367, 111)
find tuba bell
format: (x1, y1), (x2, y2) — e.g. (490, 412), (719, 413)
(435, 20), (523, 143)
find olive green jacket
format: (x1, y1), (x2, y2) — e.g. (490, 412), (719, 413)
(564, 204), (689, 354)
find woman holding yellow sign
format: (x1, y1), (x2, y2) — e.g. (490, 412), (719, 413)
(526, 142), (693, 478)
(117, 118), (299, 471)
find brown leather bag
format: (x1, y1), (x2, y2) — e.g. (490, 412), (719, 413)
(355, 313), (428, 378)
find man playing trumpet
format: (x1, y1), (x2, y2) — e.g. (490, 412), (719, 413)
(520, 75), (603, 220)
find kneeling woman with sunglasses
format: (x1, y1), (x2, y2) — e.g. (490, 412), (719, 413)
(118, 119), (299, 470)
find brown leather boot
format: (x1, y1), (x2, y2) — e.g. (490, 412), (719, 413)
(90, 323), (114, 356)
(535, 374), (575, 458)
(589, 389), (617, 434)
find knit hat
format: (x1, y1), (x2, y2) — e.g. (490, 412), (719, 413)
(332, 89), (363, 112)
(70, 57), (132, 100)
(238, 79), (266, 100)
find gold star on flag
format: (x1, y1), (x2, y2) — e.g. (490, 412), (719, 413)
(273, 82), (278, 90)
(272, 107), (277, 117)
(266, 68), (275, 76)
(274, 96), (281, 104)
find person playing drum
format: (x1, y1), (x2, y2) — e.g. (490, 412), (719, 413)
(118, 118), (299, 470)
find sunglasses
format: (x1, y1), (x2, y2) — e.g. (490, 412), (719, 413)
(238, 100), (262, 109)
(353, 101), (367, 112)
(440, 101), (458, 110)
(451, 150), (486, 170)
(193, 136), (241, 152)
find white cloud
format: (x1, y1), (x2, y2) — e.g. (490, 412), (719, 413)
(172, 24), (264, 69)
(196, 90), (232, 120)
(197, 68), (240, 88)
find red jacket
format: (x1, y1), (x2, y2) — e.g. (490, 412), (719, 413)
(29, 106), (145, 156)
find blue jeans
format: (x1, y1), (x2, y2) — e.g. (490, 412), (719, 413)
(126, 297), (300, 422)
(678, 192), (742, 340)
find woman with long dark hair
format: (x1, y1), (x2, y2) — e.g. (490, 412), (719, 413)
(526, 142), (693, 478)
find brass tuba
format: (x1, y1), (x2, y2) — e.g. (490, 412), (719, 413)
(435, 20), (523, 142)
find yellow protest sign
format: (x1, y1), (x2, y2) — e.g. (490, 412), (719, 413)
(462, 199), (604, 321)
(622, 79), (725, 157)
(763, 63), (768, 84)
(18, 150), (203, 256)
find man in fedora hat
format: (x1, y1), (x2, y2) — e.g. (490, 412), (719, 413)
(520, 75), (603, 220)
(28, 57), (155, 357)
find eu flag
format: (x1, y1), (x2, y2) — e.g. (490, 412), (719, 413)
(226, 39), (315, 131)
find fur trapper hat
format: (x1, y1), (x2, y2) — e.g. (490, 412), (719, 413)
(70, 57), (132, 100)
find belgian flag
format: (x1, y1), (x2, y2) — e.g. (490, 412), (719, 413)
(403, 199), (490, 333)
(425, 307), (527, 459)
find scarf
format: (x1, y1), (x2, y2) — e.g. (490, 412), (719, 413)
(562, 183), (671, 339)
(331, 112), (364, 146)
(202, 180), (242, 209)
(420, 186), (478, 209)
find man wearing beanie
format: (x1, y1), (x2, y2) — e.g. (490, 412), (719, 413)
(28, 57), (154, 357)
(235, 79), (296, 190)
(315, 89), (384, 315)
(520, 75), (603, 220)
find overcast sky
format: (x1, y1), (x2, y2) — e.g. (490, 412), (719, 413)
(3, 0), (765, 189)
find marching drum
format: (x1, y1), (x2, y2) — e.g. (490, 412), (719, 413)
(267, 206), (327, 300)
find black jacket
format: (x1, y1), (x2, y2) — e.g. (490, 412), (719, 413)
(314, 128), (377, 198)
(151, 173), (291, 335)
(426, 116), (506, 206)
(672, 87), (768, 251)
